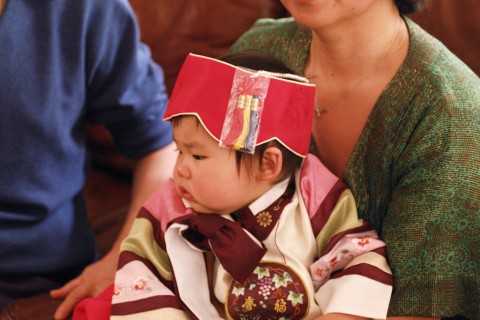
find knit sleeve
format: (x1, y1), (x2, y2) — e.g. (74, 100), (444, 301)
(354, 22), (480, 317)
(84, 0), (172, 159)
(380, 79), (480, 317)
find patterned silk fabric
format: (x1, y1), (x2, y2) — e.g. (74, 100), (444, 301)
(102, 156), (393, 319)
(231, 17), (480, 318)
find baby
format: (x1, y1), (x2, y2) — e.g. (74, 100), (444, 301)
(75, 52), (392, 320)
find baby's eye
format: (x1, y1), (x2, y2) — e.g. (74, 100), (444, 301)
(193, 154), (206, 160)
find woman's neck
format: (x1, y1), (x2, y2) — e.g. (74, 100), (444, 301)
(308, 2), (402, 83)
(305, 2), (409, 177)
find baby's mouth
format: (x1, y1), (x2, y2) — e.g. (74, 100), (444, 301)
(178, 186), (194, 201)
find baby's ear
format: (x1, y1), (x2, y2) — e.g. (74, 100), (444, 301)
(259, 147), (283, 181)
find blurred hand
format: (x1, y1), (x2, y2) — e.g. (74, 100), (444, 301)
(50, 253), (117, 320)
(48, 145), (177, 320)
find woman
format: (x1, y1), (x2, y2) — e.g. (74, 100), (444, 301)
(231, 0), (480, 319)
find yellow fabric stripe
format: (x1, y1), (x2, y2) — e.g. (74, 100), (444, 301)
(315, 189), (364, 253)
(120, 217), (173, 281)
(346, 251), (392, 275)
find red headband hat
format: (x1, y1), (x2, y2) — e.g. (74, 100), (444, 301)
(163, 53), (316, 157)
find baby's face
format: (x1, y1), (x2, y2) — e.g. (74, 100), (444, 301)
(172, 116), (261, 215)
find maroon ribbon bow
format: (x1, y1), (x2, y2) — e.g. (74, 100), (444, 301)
(172, 214), (267, 283)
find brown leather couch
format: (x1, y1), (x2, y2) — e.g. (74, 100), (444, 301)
(411, 0), (480, 76)
(1, 1), (478, 319)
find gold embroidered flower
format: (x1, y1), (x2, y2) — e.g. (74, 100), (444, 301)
(257, 211), (272, 227)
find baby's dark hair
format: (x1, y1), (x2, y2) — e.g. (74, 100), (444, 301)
(218, 51), (305, 182)
(395, 0), (429, 14)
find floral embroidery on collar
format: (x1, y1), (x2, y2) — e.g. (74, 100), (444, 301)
(256, 211), (273, 227)
(234, 179), (295, 239)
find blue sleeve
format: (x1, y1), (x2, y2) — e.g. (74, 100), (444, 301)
(84, 0), (172, 159)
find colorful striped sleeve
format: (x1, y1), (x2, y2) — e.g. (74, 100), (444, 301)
(110, 180), (192, 319)
(311, 189), (392, 319)
(298, 155), (392, 319)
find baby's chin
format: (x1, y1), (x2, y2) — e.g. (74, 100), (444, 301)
(187, 203), (216, 215)
(190, 203), (230, 216)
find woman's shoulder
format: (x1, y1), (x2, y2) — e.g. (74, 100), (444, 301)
(230, 17), (311, 74)
(391, 18), (480, 121)
(232, 17), (304, 44)
(231, 17), (308, 51)
(361, 19), (480, 174)
(405, 18), (479, 98)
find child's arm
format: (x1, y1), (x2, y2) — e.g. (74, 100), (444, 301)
(299, 155), (392, 319)
(110, 180), (192, 319)
(310, 189), (392, 319)
(73, 180), (193, 320)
